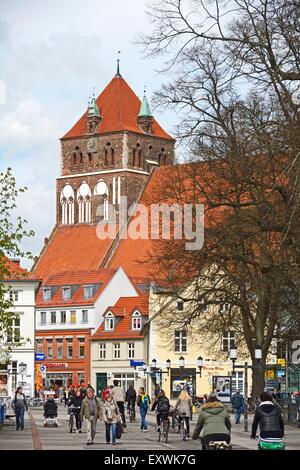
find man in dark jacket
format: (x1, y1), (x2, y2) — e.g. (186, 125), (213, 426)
(251, 392), (284, 441)
(69, 390), (83, 432)
(126, 385), (137, 420)
(231, 390), (244, 424)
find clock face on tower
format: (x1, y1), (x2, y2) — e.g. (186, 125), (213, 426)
(87, 136), (98, 153)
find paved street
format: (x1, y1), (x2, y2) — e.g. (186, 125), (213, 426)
(1, 404), (300, 450)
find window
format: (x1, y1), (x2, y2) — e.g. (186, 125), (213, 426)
(88, 153), (92, 164)
(104, 148), (108, 166)
(84, 285), (93, 299)
(113, 373), (134, 392)
(222, 331), (235, 352)
(78, 338), (85, 358)
(70, 311), (76, 324)
(9, 290), (21, 302)
(177, 301), (184, 311)
(36, 339), (43, 354)
(131, 313), (141, 330)
(73, 152), (76, 166)
(60, 311), (66, 324)
(111, 148), (115, 166)
(56, 339), (63, 358)
(7, 318), (20, 343)
(99, 343), (106, 359)
(128, 343), (135, 359)
(11, 361), (18, 391)
(138, 149), (142, 167)
(175, 330), (187, 353)
(50, 311), (56, 324)
(42, 288), (51, 301)
(133, 148), (136, 167)
(82, 310), (88, 323)
(67, 338), (73, 358)
(62, 287), (71, 300)
(40, 312), (46, 325)
(113, 343), (120, 359)
(232, 371), (244, 394)
(105, 315), (114, 331)
(46, 339), (53, 358)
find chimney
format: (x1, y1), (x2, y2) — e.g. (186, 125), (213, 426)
(10, 258), (20, 267)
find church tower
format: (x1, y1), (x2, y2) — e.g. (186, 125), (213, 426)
(57, 66), (175, 226)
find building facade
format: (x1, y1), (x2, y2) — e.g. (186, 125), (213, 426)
(1, 259), (40, 398)
(90, 295), (149, 394)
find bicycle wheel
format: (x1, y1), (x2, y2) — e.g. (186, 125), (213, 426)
(155, 424), (161, 442)
(163, 420), (169, 443)
(69, 414), (74, 433)
(181, 419), (187, 441)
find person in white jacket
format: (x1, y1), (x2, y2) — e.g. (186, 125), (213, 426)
(111, 380), (126, 428)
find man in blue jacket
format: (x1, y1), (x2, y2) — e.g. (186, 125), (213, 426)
(231, 390), (244, 424)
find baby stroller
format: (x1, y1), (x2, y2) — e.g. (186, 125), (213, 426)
(43, 397), (58, 427)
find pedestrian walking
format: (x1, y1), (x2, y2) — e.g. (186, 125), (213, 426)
(126, 384), (137, 420)
(101, 387), (108, 401)
(231, 390), (244, 424)
(69, 390), (83, 432)
(137, 387), (151, 431)
(102, 394), (121, 445)
(12, 386), (28, 431)
(174, 389), (193, 437)
(80, 387), (102, 445)
(251, 392), (284, 449)
(111, 380), (126, 428)
(64, 388), (69, 407)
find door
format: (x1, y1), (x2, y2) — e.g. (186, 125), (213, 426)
(96, 373), (107, 397)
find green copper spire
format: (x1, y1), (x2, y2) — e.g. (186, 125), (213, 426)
(138, 91), (152, 117)
(88, 94), (100, 118)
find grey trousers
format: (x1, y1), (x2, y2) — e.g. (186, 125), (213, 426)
(85, 416), (97, 442)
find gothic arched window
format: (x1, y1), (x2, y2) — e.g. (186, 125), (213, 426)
(138, 149), (142, 167)
(73, 153), (77, 166)
(79, 151), (83, 164)
(77, 182), (92, 223)
(94, 179), (109, 220)
(60, 185), (75, 225)
(133, 148), (136, 167)
(111, 148), (115, 166)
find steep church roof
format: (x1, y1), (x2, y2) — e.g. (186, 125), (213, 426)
(62, 75), (174, 140)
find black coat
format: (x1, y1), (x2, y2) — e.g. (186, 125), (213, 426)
(251, 402), (284, 439)
(126, 388), (137, 401)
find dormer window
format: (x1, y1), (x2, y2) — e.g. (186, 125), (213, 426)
(42, 288), (51, 301)
(105, 312), (114, 331)
(84, 285), (93, 299)
(132, 311), (142, 330)
(62, 287), (71, 300)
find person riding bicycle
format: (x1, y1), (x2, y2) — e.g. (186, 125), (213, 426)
(174, 388), (193, 438)
(68, 390), (83, 432)
(192, 393), (231, 450)
(151, 390), (170, 432)
(251, 391), (284, 448)
(126, 384), (137, 420)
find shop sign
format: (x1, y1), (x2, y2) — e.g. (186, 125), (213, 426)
(44, 362), (68, 369)
(277, 358), (286, 366)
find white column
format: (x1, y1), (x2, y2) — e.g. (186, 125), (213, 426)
(113, 177), (116, 205)
(117, 176), (121, 204)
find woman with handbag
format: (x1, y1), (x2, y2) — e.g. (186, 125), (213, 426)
(102, 394), (121, 445)
(12, 386), (28, 431)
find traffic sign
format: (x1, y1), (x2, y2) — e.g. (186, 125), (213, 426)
(130, 360), (144, 367)
(277, 358), (286, 366)
(40, 364), (46, 378)
(35, 353), (45, 361)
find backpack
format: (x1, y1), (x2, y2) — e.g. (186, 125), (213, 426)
(141, 394), (150, 410)
(157, 396), (170, 413)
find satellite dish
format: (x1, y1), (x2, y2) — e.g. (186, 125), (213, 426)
(95, 180), (108, 195)
(292, 86), (300, 106)
(62, 184), (73, 199)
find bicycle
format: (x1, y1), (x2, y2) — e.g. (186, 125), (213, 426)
(247, 399), (257, 414)
(178, 413), (188, 441)
(155, 413), (170, 443)
(68, 406), (81, 433)
(127, 401), (136, 422)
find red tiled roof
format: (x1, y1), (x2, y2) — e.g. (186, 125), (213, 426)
(92, 294), (149, 340)
(62, 76), (174, 141)
(33, 224), (116, 279)
(36, 269), (116, 307)
(2, 257), (40, 282)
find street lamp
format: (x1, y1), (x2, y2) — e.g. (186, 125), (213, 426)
(255, 346), (262, 360)
(197, 356), (204, 377)
(179, 356), (185, 369)
(230, 344), (237, 371)
(166, 359), (171, 371)
(151, 358), (157, 369)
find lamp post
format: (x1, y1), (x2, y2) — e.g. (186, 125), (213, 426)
(197, 356), (204, 377)
(229, 345), (263, 433)
(151, 358), (171, 386)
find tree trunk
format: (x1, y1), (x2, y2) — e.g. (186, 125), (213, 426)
(251, 359), (265, 399)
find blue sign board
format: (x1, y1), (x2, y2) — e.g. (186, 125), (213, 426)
(130, 360), (144, 367)
(35, 353), (45, 361)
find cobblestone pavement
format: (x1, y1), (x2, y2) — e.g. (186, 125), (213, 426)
(0, 404), (299, 450)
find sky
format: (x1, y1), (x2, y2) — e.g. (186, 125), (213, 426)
(0, 0), (179, 269)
